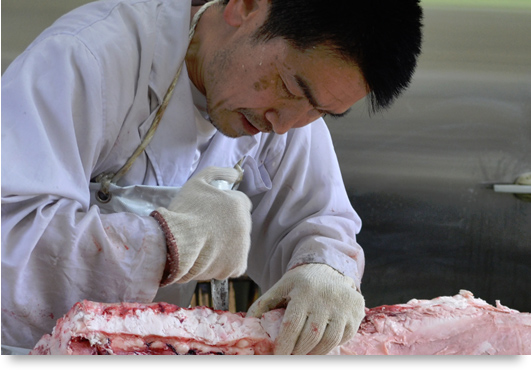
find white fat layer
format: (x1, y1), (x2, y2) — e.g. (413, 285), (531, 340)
(406, 290), (518, 313)
(65, 306), (268, 347)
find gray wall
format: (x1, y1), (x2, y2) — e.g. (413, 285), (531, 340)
(2, 0), (93, 73)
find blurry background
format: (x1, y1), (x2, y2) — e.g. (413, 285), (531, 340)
(2, 0), (530, 312)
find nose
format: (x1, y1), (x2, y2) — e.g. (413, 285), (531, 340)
(264, 102), (322, 135)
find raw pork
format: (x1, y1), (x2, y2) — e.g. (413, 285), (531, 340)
(329, 290), (531, 355)
(29, 290), (531, 355)
(29, 300), (282, 355)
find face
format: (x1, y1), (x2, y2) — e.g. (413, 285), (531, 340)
(203, 36), (368, 138)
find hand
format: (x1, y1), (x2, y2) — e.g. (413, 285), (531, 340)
(151, 166), (252, 285)
(247, 263), (365, 355)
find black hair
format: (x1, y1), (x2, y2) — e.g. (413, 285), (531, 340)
(221, 0), (423, 113)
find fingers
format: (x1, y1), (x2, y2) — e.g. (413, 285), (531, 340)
(195, 166), (243, 185)
(337, 301), (364, 346)
(273, 303), (307, 355)
(276, 312), (347, 355)
(291, 316), (328, 355)
(193, 166), (252, 214)
(227, 189), (253, 214)
(339, 322), (357, 347)
(246, 289), (285, 318)
(178, 238), (250, 283)
(307, 321), (344, 355)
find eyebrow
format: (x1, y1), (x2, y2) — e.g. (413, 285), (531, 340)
(294, 75), (351, 118)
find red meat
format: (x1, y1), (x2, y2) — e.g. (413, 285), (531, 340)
(329, 290), (531, 355)
(29, 290), (531, 355)
(29, 300), (282, 355)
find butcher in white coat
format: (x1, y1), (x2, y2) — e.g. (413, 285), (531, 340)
(1, 0), (423, 354)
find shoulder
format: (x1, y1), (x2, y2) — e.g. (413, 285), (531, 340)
(10, 0), (191, 99)
(23, 0), (190, 64)
(36, 0), (183, 37)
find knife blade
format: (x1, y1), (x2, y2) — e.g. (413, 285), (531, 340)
(211, 278), (230, 311)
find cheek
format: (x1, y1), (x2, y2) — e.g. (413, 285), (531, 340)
(210, 65), (279, 108)
(253, 76), (273, 92)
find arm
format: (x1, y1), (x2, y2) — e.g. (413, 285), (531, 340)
(1, 34), (166, 349)
(247, 119), (365, 291)
(245, 119), (366, 355)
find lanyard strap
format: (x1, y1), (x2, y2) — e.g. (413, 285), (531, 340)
(95, 0), (220, 201)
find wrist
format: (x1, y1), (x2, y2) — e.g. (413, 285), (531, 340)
(151, 209), (180, 287)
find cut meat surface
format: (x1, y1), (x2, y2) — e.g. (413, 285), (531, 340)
(329, 290), (531, 355)
(29, 290), (531, 355)
(29, 300), (283, 355)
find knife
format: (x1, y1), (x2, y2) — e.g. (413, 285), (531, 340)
(209, 158), (245, 311)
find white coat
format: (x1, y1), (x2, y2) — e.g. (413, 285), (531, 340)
(1, 0), (364, 348)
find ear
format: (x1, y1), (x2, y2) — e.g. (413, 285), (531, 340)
(223, 0), (264, 27)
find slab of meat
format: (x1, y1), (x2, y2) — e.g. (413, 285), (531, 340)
(29, 300), (283, 355)
(329, 290), (531, 355)
(29, 290), (531, 355)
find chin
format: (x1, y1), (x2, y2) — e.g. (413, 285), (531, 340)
(209, 119), (245, 139)
(219, 130), (244, 139)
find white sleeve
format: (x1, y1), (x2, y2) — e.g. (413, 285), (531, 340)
(245, 120), (365, 293)
(1, 34), (166, 348)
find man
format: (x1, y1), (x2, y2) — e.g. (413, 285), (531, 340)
(1, 0), (423, 354)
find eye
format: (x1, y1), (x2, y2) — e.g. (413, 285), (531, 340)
(277, 71), (303, 99)
(279, 78), (296, 99)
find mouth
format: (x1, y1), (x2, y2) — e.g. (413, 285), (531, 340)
(239, 113), (260, 135)
(239, 112), (272, 135)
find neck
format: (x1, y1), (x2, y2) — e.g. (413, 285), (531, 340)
(186, 1), (223, 96)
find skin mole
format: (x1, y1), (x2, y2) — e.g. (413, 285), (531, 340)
(253, 77), (271, 91)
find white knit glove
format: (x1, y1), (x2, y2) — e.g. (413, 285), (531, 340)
(247, 264), (365, 355)
(151, 166), (252, 286)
